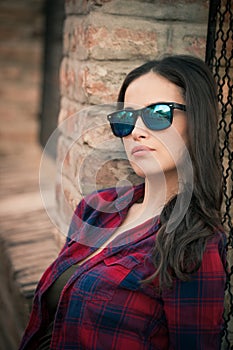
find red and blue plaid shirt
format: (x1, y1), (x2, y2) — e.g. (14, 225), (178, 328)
(19, 184), (226, 349)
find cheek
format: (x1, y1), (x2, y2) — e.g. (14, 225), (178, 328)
(172, 117), (189, 147)
(153, 126), (189, 166)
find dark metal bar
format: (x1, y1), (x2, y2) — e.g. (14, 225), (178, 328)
(205, 0), (221, 67)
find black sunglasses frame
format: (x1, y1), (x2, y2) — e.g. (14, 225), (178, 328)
(107, 102), (186, 137)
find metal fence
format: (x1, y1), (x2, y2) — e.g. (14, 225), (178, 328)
(205, 0), (233, 348)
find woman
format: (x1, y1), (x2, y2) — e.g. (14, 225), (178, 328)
(19, 55), (226, 349)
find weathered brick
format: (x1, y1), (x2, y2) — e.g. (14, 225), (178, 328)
(56, 174), (82, 229)
(0, 63), (41, 85)
(60, 58), (143, 104)
(1, 81), (40, 107)
(65, 0), (90, 15)
(63, 11), (210, 63)
(63, 17), (88, 60)
(102, 0), (208, 23)
(76, 151), (141, 196)
(169, 22), (208, 59)
(56, 135), (74, 180)
(57, 132), (90, 182)
(60, 57), (90, 103)
(78, 155), (119, 195)
(63, 13), (167, 61)
(58, 96), (88, 139)
(59, 104), (113, 146)
(183, 35), (207, 58)
(65, 0), (114, 15)
(0, 42), (42, 66)
(59, 100), (124, 150)
(80, 61), (143, 104)
(85, 13), (159, 60)
(60, 57), (75, 100)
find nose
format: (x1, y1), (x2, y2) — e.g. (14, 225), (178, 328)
(131, 116), (149, 139)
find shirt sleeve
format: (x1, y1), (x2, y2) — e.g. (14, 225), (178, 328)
(162, 233), (226, 350)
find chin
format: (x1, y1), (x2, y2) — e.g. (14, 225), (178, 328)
(132, 168), (146, 179)
(130, 163), (168, 179)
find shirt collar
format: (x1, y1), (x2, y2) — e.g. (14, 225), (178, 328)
(67, 182), (160, 250)
(114, 182), (145, 216)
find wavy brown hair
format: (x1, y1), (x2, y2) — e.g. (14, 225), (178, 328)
(117, 55), (224, 288)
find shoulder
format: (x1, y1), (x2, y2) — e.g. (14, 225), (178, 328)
(60, 188), (117, 250)
(80, 186), (120, 208)
(73, 183), (144, 218)
(65, 186), (137, 244)
(73, 186), (126, 218)
(67, 186), (119, 230)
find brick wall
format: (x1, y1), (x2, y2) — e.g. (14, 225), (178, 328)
(0, 1), (46, 348)
(56, 0), (210, 237)
(0, 0), (45, 153)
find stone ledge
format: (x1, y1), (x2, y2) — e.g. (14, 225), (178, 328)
(0, 147), (60, 349)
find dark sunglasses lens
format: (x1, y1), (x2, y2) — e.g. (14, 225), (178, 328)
(144, 104), (172, 130)
(110, 110), (135, 137)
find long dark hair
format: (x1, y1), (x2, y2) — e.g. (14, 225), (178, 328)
(118, 55), (223, 288)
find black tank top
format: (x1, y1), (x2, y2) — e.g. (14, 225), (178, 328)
(37, 264), (79, 349)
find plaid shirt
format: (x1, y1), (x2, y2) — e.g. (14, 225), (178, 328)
(19, 184), (226, 350)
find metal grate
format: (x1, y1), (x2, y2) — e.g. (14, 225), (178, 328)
(205, 0), (233, 348)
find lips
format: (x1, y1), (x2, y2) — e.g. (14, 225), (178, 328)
(131, 145), (155, 155)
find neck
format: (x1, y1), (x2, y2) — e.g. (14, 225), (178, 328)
(140, 170), (178, 218)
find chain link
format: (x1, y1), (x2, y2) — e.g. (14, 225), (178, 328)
(206, 0), (233, 348)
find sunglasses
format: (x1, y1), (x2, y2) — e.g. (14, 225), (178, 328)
(107, 102), (186, 137)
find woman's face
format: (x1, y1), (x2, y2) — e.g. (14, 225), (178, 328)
(123, 72), (189, 179)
